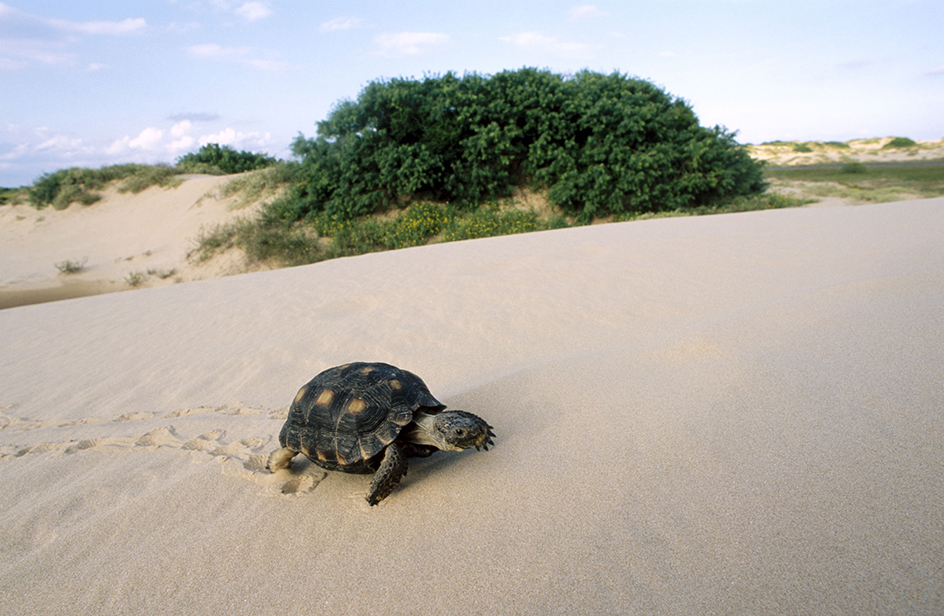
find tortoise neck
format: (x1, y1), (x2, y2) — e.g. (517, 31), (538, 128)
(403, 412), (447, 449)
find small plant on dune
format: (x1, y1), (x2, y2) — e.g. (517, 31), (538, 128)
(792, 143), (814, 153)
(125, 271), (145, 287)
(55, 258), (88, 274)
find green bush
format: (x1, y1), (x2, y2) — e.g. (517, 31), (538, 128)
(792, 143), (813, 153)
(289, 69), (766, 222)
(177, 143), (277, 175)
(840, 162), (868, 174)
(882, 137), (917, 149)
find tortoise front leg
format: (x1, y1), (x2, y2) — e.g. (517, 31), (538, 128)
(367, 443), (407, 506)
(267, 446), (298, 471)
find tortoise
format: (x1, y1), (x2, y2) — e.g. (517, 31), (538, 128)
(267, 362), (495, 505)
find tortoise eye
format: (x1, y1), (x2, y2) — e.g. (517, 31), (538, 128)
(455, 428), (466, 437)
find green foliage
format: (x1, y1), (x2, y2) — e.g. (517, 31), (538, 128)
(177, 143), (276, 175)
(883, 137), (916, 149)
(840, 162), (868, 174)
(792, 143), (813, 153)
(28, 164), (181, 209)
(440, 208), (540, 242)
(0, 186), (24, 205)
(289, 69), (766, 222)
(29, 167), (102, 209)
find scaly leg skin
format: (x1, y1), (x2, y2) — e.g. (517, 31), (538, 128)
(267, 446), (298, 472)
(367, 443), (408, 506)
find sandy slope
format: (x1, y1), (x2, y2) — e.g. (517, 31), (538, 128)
(0, 174), (266, 308)
(1, 198), (942, 614)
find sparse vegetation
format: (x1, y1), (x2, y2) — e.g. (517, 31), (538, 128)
(125, 271), (144, 287)
(28, 163), (183, 209)
(220, 162), (297, 209)
(1, 186), (25, 206)
(766, 162), (944, 202)
(55, 258), (88, 274)
(117, 165), (181, 194)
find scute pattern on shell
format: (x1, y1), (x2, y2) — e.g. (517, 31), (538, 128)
(279, 362), (445, 473)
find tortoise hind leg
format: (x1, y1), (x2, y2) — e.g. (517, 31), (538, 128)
(367, 443), (408, 506)
(267, 446), (298, 471)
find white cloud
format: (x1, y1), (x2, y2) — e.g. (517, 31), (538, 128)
(246, 58), (287, 71)
(0, 56), (28, 70)
(107, 127), (164, 154)
(188, 43), (250, 60)
(374, 32), (449, 56)
(0, 40), (75, 67)
(171, 121), (192, 137)
(320, 17), (361, 32)
(0, 4), (144, 71)
(129, 127), (164, 150)
(86, 62), (107, 72)
(48, 17), (146, 35)
(187, 43), (286, 70)
(568, 5), (608, 20)
(924, 65), (944, 76)
(235, 2), (271, 22)
(36, 134), (83, 152)
(500, 32), (596, 60)
(169, 135), (195, 152)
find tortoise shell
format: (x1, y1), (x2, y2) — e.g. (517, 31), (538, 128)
(278, 362), (445, 473)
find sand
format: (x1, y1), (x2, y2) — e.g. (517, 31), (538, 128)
(0, 174), (266, 309)
(748, 136), (944, 167)
(1, 197), (943, 614)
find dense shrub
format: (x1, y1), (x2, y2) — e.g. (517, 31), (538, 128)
(289, 68), (766, 221)
(177, 143), (277, 174)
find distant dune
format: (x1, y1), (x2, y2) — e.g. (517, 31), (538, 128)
(0, 174), (270, 309)
(748, 136), (944, 166)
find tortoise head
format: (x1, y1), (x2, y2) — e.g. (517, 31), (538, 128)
(431, 411), (495, 452)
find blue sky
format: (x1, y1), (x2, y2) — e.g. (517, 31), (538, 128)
(1, 0), (942, 187)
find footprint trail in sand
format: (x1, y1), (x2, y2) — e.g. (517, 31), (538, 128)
(0, 402), (327, 497)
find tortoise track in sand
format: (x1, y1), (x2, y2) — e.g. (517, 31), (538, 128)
(0, 403), (327, 497)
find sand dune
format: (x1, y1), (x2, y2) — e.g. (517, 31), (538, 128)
(1, 198), (943, 614)
(0, 174), (266, 309)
